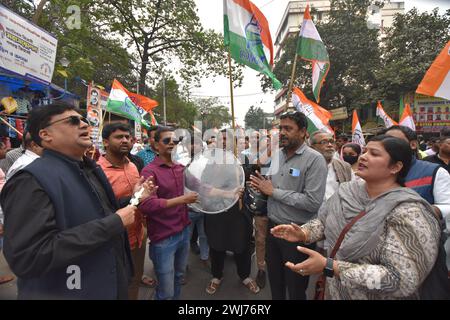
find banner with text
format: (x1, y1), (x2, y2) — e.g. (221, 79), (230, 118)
(0, 4), (58, 84)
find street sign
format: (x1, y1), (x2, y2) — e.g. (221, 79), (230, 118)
(330, 107), (348, 120)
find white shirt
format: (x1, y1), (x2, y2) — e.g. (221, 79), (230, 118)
(433, 168), (450, 271)
(325, 162), (356, 201)
(325, 163), (339, 201)
(6, 150), (40, 181)
(424, 148), (436, 156)
(433, 167), (450, 228)
(130, 143), (144, 155)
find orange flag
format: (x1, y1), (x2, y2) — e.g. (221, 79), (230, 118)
(128, 92), (159, 112)
(376, 101), (397, 128)
(149, 110), (158, 125)
(352, 110), (365, 146)
(399, 103), (416, 131)
(416, 41), (450, 100)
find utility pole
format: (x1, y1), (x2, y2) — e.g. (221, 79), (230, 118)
(163, 73), (166, 126)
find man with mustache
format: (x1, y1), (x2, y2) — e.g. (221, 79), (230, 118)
(309, 129), (354, 202)
(0, 104), (143, 299)
(98, 122), (154, 300)
(250, 111), (327, 300)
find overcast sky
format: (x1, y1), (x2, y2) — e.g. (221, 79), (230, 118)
(193, 0), (450, 127)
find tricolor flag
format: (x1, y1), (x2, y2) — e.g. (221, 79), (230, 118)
(149, 110), (158, 126)
(352, 110), (365, 146)
(129, 92), (158, 112)
(106, 79), (149, 127)
(297, 4), (330, 103)
(399, 103), (416, 131)
(417, 41), (450, 100)
(292, 87), (333, 135)
(399, 95), (405, 118)
(376, 101), (397, 128)
(223, 0), (282, 89)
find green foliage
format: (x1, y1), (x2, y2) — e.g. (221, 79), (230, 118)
(244, 106), (270, 130)
(375, 8), (450, 112)
(152, 77), (198, 128)
(99, 0), (243, 93)
(261, 0), (450, 123)
(262, 0), (381, 112)
(19, 0), (137, 100)
(1, 1), (34, 18)
(193, 97), (232, 130)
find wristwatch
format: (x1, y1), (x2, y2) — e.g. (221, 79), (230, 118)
(323, 257), (334, 278)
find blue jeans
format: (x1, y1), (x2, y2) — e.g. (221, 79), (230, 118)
(188, 211), (209, 260)
(149, 227), (190, 300)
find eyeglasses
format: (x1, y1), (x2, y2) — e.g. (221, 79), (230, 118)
(315, 139), (336, 145)
(161, 137), (180, 145)
(45, 115), (91, 128)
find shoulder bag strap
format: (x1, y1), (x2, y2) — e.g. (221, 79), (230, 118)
(329, 211), (367, 259)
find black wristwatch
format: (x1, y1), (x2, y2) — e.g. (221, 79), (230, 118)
(323, 257), (334, 278)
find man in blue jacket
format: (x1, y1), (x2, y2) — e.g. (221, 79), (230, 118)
(0, 104), (151, 299)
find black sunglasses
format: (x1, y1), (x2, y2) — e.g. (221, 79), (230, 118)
(45, 115), (91, 128)
(161, 137), (180, 145)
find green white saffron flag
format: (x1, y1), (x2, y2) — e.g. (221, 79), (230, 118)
(106, 79), (150, 128)
(297, 4), (330, 102)
(223, 0), (282, 90)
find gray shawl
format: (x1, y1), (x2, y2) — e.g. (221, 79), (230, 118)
(319, 179), (435, 261)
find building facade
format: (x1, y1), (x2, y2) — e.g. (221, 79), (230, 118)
(272, 1), (405, 119)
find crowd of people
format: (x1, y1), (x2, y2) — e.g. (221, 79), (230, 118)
(0, 103), (449, 300)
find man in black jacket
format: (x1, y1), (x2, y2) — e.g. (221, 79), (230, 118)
(0, 104), (150, 299)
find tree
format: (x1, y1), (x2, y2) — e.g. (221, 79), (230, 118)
(261, 0), (382, 112)
(4, 1), (136, 100)
(244, 106), (271, 130)
(152, 77), (197, 128)
(375, 8), (450, 115)
(1, 1), (34, 18)
(194, 97), (232, 130)
(99, 0), (243, 94)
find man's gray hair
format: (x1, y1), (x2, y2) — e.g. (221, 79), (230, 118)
(309, 129), (333, 145)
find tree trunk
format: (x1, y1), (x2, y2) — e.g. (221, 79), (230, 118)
(138, 38), (150, 95)
(32, 0), (50, 25)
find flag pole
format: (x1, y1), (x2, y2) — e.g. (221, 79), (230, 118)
(227, 50), (237, 156)
(227, 49), (242, 209)
(285, 53), (299, 111)
(0, 116), (23, 137)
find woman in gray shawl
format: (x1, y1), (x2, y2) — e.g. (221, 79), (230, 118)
(271, 135), (441, 299)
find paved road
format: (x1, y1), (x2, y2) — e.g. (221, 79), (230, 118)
(1, 247), (317, 300)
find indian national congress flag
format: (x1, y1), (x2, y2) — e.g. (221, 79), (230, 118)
(297, 4), (330, 102)
(292, 87), (333, 135)
(106, 79), (150, 128)
(223, 0), (281, 89)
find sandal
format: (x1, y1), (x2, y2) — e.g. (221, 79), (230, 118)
(141, 276), (157, 288)
(242, 278), (260, 294)
(205, 278), (222, 295)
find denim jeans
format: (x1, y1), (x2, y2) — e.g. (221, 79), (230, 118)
(149, 227), (190, 300)
(188, 211), (209, 260)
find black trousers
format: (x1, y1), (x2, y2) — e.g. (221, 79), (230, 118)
(210, 247), (251, 280)
(266, 221), (316, 300)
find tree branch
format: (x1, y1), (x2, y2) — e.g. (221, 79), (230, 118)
(32, 0), (50, 24)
